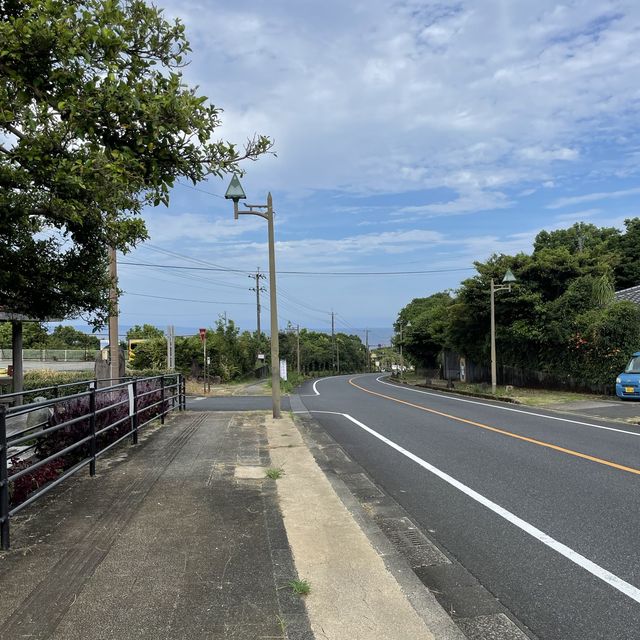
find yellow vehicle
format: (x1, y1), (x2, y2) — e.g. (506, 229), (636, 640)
(127, 339), (148, 363)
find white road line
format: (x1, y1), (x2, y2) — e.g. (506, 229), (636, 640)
(310, 376), (333, 396)
(373, 376), (640, 439)
(312, 408), (640, 605)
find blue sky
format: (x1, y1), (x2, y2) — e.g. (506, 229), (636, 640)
(115, 0), (640, 342)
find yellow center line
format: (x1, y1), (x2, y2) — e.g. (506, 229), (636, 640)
(348, 377), (640, 477)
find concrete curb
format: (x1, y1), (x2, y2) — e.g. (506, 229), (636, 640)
(389, 378), (523, 404)
(289, 394), (466, 640)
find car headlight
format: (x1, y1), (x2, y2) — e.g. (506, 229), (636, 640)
(616, 377), (621, 384)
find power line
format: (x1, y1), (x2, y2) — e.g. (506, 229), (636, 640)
(119, 262), (248, 292)
(124, 292), (252, 305)
(119, 261), (475, 277)
(120, 260), (248, 274)
(176, 181), (226, 199)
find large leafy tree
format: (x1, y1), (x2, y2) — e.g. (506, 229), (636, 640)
(48, 324), (100, 349)
(614, 218), (640, 290)
(0, 0), (271, 325)
(394, 293), (454, 368)
(126, 323), (165, 340)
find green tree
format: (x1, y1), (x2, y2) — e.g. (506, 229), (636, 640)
(0, 320), (49, 348)
(129, 336), (167, 370)
(614, 218), (640, 290)
(126, 324), (165, 340)
(0, 0), (272, 326)
(395, 293), (454, 368)
(48, 324), (100, 349)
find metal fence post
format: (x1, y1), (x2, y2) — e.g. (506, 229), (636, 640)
(160, 377), (165, 424)
(1, 404), (10, 550)
(181, 374), (186, 411)
(89, 388), (97, 476)
(132, 379), (138, 445)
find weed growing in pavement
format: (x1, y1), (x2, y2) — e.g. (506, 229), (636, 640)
(288, 578), (311, 596)
(276, 615), (287, 635)
(265, 467), (285, 479)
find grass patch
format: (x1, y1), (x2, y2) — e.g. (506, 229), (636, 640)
(398, 374), (608, 407)
(269, 371), (306, 394)
(288, 578), (311, 596)
(265, 467), (284, 479)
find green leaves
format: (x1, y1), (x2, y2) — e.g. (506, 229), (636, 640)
(1, 0), (272, 324)
(396, 220), (640, 385)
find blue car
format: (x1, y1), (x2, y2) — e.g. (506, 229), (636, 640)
(616, 352), (640, 399)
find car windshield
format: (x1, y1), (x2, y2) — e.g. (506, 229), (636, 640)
(625, 356), (640, 374)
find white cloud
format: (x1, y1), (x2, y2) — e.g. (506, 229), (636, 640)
(548, 187), (640, 209)
(519, 147), (579, 161)
(553, 208), (603, 222)
(144, 211), (264, 244)
(393, 190), (512, 217)
(160, 0), (640, 207)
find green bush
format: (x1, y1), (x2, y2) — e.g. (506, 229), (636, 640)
(21, 369), (94, 399)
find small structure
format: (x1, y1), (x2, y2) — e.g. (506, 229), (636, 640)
(615, 284), (640, 305)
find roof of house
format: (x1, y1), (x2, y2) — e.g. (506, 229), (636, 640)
(615, 284), (640, 305)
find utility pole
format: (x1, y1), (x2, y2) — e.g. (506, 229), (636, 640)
(250, 269), (267, 336)
(296, 324), (300, 375)
(166, 325), (175, 371)
(108, 246), (120, 383)
(365, 329), (369, 373)
(336, 337), (340, 374)
(331, 311), (335, 373)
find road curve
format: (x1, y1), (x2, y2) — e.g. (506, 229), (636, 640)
(297, 373), (640, 640)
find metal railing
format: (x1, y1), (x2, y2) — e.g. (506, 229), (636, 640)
(0, 373), (186, 550)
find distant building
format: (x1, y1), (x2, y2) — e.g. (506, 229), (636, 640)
(615, 284), (640, 306)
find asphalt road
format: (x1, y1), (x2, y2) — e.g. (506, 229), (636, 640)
(186, 395), (291, 412)
(297, 374), (640, 640)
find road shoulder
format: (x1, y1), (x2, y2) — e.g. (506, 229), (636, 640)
(289, 394), (535, 640)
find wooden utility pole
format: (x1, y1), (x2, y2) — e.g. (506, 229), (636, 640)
(250, 269), (266, 336)
(11, 321), (23, 406)
(331, 311), (335, 372)
(296, 324), (300, 375)
(108, 247), (120, 384)
(365, 329), (369, 373)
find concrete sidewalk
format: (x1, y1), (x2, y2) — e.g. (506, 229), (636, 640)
(0, 409), (463, 640)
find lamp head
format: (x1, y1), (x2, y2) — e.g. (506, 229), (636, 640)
(225, 174), (247, 219)
(502, 269), (517, 284)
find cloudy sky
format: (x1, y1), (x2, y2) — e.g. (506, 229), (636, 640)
(118, 0), (640, 342)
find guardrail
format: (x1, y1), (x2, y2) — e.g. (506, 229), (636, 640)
(0, 373), (186, 550)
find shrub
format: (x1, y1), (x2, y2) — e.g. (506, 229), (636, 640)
(22, 369), (94, 399)
(8, 457), (66, 508)
(12, 378), (172, 509)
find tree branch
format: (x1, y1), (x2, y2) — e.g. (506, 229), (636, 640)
(5, 123), (25, 140)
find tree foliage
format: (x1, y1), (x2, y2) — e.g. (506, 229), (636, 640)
(126, 323), (164, 340)
(0, 0), (272, 325)
(396, 220), (640, 385)
(0, 321), (98, 348)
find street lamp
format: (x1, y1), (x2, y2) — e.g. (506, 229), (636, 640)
(225, 174), (281, 419)
(399, 321), (412, 379)
(490, 269), (517, 394)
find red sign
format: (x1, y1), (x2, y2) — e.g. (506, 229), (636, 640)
(199, 328), (206, 341)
